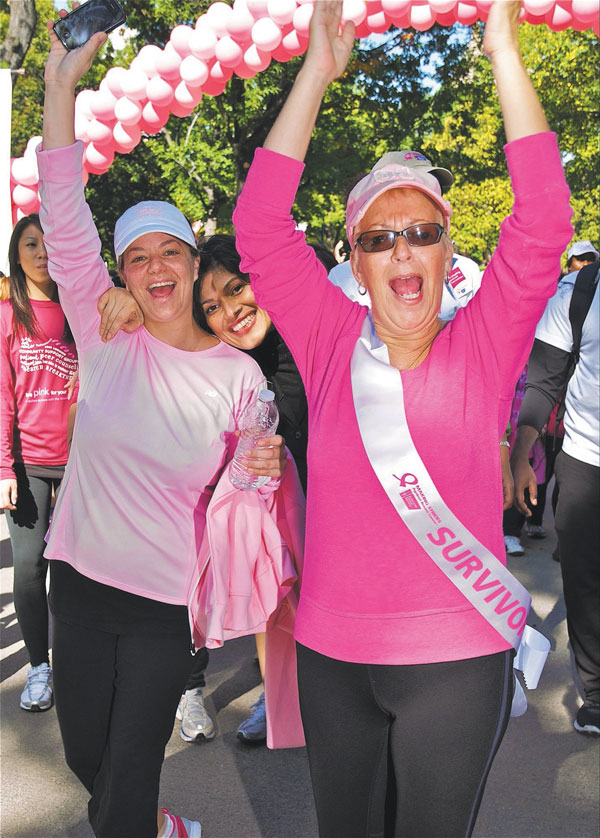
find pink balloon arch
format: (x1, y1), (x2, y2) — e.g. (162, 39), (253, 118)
(10, 0), (599, 221)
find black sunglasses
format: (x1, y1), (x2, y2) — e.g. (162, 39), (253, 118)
(356, 224), (445, 253)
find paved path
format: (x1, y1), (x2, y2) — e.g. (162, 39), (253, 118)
(1, 504), (598, 838)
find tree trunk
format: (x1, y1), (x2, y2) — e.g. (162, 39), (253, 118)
(0, 0), (37, 70)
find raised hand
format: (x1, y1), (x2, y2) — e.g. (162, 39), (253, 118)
(483, 0), (522, 59)
(45, 18), (107, 92)
(304, 0), (356, 84)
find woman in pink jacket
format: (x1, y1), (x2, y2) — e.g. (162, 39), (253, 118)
(233, 2), (572, 836)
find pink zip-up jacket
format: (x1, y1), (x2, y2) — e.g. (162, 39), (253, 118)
(234, 133), (573, 666)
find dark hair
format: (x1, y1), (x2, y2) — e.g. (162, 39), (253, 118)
(195, 234), (245, 332)
(567, 252), (597, 268)
(7, 214), (73, 342)
(8, 214), (45, 338)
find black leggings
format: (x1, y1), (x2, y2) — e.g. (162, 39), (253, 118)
(5, 467), (62, 666)
(297, 644), (513, 838)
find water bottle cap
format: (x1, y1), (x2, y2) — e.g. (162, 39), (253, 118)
(258, 388), (275, 402)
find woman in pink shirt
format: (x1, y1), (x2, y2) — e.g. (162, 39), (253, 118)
(1, 213), (77, 713)
(233, 2), (572, 836)
(38, 23), (284, 838)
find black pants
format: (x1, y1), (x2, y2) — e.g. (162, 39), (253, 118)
(554, 451), (600, 703)
(52, 616), (195, 837)
(297, 644), (513, 838)
(6, 466), (62, 666)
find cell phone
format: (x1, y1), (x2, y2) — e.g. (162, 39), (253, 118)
(53, 0), (127, 51)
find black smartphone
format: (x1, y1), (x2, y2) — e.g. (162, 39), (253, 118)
(53, 0), (127, 51)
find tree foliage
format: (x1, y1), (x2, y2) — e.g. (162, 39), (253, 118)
(7, 2), (599, 268)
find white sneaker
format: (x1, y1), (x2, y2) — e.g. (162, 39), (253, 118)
(504, 535), (524, 556)
(20, 663), (53, 712)
(176, 689), (215, 742)
(160, 807), (202, 838)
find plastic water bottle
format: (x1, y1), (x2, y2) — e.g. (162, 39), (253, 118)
(230, 389), (279, 491)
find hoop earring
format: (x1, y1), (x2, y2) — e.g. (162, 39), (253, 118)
(357, 284), (367, 296)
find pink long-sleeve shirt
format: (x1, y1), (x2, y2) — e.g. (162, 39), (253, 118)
(38, 142), (265, 605)
(1, 299), (77, 479)
(234, 134), (572, 665)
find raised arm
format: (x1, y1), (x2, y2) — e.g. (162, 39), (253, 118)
(483, 0), (549, 141)
(263, 0), (355, 161)
(43, 20), (106, 150)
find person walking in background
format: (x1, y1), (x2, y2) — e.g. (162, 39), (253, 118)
(233, 1), (572, 835)
(564, 240), (598, 275)
(1, 213), (77, 713)
(512, 258), (599, 736)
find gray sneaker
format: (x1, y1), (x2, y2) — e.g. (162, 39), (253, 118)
(504, 535), (524, 556)
(237, 691), (266, 743)
(20, 663), (53, 712)
(176, 689), (215, 742)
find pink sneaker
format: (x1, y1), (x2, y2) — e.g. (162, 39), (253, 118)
(161, 808), (202, 838)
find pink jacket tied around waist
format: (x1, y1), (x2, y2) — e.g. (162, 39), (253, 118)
(190, 455), (306, 749)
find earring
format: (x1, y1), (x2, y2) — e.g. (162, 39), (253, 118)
(357, 284), (367, 296)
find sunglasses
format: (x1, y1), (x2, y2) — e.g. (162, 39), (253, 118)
(356, 224), (445, 253)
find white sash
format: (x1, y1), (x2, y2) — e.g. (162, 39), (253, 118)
(350, 315), (549, 698)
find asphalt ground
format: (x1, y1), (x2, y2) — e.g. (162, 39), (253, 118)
(1, 495), (599, 838)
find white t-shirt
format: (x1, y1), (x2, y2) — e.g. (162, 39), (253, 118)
(328, 254), (483, 320)
(535, 271), (599, 467)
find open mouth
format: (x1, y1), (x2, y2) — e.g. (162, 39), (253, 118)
(231, 312), (256, 334)
(148, 281), (175, 299)
(389, 276), (423, 302)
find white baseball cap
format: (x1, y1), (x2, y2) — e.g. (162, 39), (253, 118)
(567, 240), (599, 261)
(114, 201), (197, 258)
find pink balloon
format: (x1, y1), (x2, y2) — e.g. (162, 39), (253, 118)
(180, 55), (210, 87)
(146, 76), (175, 107)
(84, 143), (115, 174)
(411, 4), (436, 29)
(140, 102), (170, 133)
(209, 60), (234, 83)
(270, 42), (294, 63)
(113, 121), (142, 152)
(114, 96), (143, 126)
(12, 184), (39, 210)
(366, 11), (390, 32)
(75, 89), (95, 121)
(572, 0), (600, 20)
(206, 2), (234, 37)
(545, 3), (573, 28)
(456, 3), (479, 25)
(428, 0), (457, 12)
(25, 136), (42, 158)
(190, 19), (218, 60)
(252, 17), (282, 51)
(227, 5), (255, 40)
(199, 77), (228, 97)
(436, 10), (457, 25)
(156, 43), (182, 80)
(267, 0), (296, 26)
(244, 43), (272, 71)
(105, 66), (128, 99)
(11, 156), (38, 186)
(523, 0), (555, 13)
(381, 0), (410, 13)
(87, 118), (115, 145)
(364, 0), (383, 11)
(120, 68), (149, 101)
(9, 158), (16, 185)
(174, 80), (203, 108)
(170, 24), (194, 57)
(234, 60), (258, 79)
(246, 0), (270, 17)
(132, 44), (162, 78)
(354, 20), (371, 37)
(292, 3), (314, 36)
(282, 29), (308, 56)
(74, 114), (91, 143)
(215, 35), (244, 67)
(89, 89), (118, 121)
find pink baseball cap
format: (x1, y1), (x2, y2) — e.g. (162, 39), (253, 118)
(346, 151), (453, 248)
